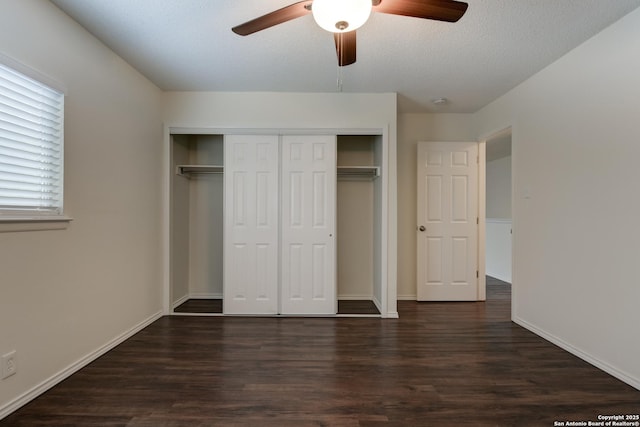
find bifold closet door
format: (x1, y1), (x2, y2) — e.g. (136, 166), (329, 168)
(281, 135), (337, 315)
(224, 135), (279, 314)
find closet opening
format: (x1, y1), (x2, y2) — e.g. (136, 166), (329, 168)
(336, 135), (383, 316)
(169, 132), (384, 316)
(170, 133), (224, 315)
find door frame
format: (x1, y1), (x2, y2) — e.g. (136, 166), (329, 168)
(479, 140), (487, 301)
(162, 125), (398, 318)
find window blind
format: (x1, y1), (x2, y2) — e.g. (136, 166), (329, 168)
(0, 62), (64, 216)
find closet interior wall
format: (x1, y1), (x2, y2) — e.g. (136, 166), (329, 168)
(170, 134), (224, 310)
(336, 135), (383, 309)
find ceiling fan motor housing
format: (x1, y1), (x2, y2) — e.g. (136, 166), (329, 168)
(312, 0), (372, 33)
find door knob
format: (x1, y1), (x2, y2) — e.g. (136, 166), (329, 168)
(418, 225), (426, 232)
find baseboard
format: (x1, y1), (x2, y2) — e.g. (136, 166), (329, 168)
(337, 294), (374, 300)
(372, 295), (382, 313)
(513, 316), (640, 391)
(397, 294), (417, 300)
(0, 310), (163, 420)
(171, 294), (190, 310)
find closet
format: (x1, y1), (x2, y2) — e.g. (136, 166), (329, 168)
(170, 134), (224, 313)
(170, 132), (383, 316)
(336, 135), (383, 314)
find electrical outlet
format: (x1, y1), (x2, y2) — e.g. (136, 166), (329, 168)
(1, 351), (17, 379)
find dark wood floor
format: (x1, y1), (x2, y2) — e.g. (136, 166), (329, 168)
(337, 299), (380, 315)
(174, 299), (223, 313)
(2, 278), (638, 426)
(174, 299), (380, 315)
(485, 275), (511, 300)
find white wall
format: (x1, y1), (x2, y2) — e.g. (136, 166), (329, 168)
(486, 155), (512, 219)
(473, 7), (640, 389)
(397, 113), (475, 299)
(163, 92), (397, 131)
(163, 91), (398, 316)
(0, 0), (163, 416)
(485, 220), (512, 283)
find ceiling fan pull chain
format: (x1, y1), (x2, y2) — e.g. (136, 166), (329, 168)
(337, 65), (343, 92)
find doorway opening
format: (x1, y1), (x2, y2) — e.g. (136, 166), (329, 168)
(485, 128), (512, 301)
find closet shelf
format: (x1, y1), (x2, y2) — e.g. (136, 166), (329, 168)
(337, 166), (380, 179)
(176, 165), (223, 177)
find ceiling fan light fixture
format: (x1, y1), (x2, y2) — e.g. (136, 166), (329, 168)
(312, 0), (372, 33)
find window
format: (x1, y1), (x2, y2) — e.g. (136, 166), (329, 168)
(0, 61), (65, 220)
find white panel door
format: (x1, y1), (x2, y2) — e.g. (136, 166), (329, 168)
(281, 135), (337, 315)
(417, 142), (479, 301)
(224, 135), (279, 314)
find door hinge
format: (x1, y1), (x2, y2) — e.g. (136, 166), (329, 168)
(476, 270), (479, 278)
(477, 217), (479, 225)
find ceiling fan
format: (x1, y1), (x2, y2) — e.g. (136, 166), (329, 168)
(232, 0), (469, 67)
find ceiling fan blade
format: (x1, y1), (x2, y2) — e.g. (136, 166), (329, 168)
(372, 0), (468, 23)
(334, 31), (357, 67)
(232, 1), (313, 36)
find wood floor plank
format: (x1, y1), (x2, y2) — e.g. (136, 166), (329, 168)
(2, 281), (638, 426)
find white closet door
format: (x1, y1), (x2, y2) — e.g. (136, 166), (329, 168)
(224, 135), (279, 314)
(281, 135), (337, 315)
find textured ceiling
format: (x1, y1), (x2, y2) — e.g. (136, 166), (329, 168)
(50, 0), (640, 113)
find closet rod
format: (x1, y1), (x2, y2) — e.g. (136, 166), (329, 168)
(336, 166), (380, 179)
(176, 165), (224, 177)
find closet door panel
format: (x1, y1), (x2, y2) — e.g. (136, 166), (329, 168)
(281, 135), (337, 315)
(224, 135), (279, 314)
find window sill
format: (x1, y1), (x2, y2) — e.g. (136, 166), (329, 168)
(0, 216), (73, 233)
